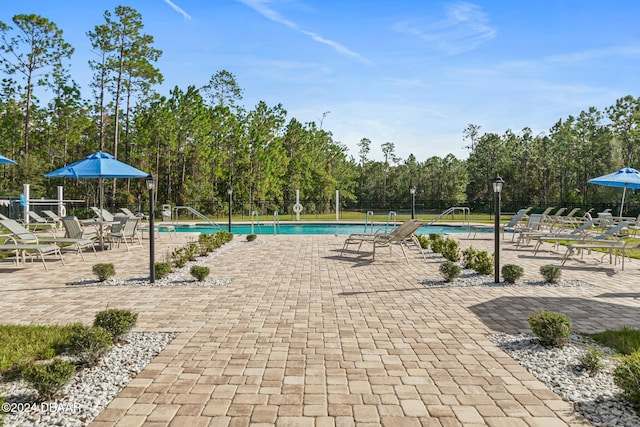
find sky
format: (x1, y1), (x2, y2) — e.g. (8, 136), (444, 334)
(1, 1), (639, 162)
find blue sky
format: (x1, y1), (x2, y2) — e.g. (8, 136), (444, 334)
(2, 1), (639, 161)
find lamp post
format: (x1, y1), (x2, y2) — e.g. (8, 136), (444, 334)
(409, 184), (416, 219)
(227, 187), (233, 233)
(146, 175), (155, 284)
(492, 175), (505, 283)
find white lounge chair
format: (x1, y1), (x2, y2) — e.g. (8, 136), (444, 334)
(342, 219), (425, 262)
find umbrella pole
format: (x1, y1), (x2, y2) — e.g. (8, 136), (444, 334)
(621, 186), (627, 218)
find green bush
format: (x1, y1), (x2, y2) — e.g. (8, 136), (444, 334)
(501, 264), (524, 283)
(92, 263), (115, 282)
(462, 247), (478, 269)
(440, 237), (460, 262)
(439, 262), (461, 282)
(190, 265), (210, 282)
(186, 243), (199, 261)
(171, 247), (188, 268)
(93, 309), (138, 341)
(415, 234), (429, 249)
(155, 262), (172, 280)
(528, 309), (572, 347)
(578, 347), (605, 376)
(246, 234), (257, 241)
(613, 350), (640, 406)
(473, 251), (494, 275)
(430, 235), (445, 254)
(22, 358), (75, 401)
(67, 324), (113, 367)
(540, 265), (562, 283)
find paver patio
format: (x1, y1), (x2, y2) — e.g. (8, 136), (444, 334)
(1, 229), (639, 426)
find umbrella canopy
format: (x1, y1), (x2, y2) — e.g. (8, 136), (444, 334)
(44, 151), (148, 179)
(0, 154), (17, 165)
(587, 167), (640, 217)
(45, 151), (149, 219)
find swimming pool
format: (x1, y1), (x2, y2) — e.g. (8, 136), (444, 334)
(171, 222), (488, 236)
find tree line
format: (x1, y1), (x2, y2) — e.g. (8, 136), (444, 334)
(1, 7), (639, 216)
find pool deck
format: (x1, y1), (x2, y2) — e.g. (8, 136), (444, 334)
(1, 230), (639, 426)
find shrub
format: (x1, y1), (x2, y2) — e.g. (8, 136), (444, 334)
(415, 234), (430, 249)
(528, 309), (572, 347)
(474, 251), (494, 275)
(430, 235), (445, 254)
(155, 262), (173, 280)
(246, 234), (257, 241)
(578, 347), (605, 376)
(190, 265), (210, 282)
(462, 247), (478, 269)
(93, 309), (138, 341)
(440, 237), (460, 262)
(540, 265), (562, 283)
(22, 358), (75, 401)
(502, 264), (524, 283)
(439, 262), (461, 282)
(186, 243), (199, 261)
(67, 324), (113, 367)
(613, 351), (640, 406)
(92, 263), (115, 282)
(171, 247), (188, 268)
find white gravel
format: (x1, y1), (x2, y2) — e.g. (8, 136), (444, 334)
(1, 331), (178, 427)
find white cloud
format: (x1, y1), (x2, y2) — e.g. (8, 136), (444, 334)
(393, 1), (496, 55)
(163, 0), (192, 19)
(236, 0), (371, 64)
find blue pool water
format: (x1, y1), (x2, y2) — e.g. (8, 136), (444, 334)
(171, 223), (487, 236)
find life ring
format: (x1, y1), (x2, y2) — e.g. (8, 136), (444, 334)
(293, 203), (303, 214)
(60, 204), (67, 217)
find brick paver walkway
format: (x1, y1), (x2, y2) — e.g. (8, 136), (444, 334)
(1, 229), (639, 426)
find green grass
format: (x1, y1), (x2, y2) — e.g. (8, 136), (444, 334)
(585, 326), (640, 355)
(0, 324), (76, 377)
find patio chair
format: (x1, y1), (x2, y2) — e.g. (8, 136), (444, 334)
(106, 216), (142, 251)
(1, 218), (97, 260)
(341, 219), (425, 262)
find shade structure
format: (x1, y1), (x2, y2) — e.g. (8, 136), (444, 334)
(44, 151), (148, 219)
(0, 154), (17, 164)
(587, 167), (640, 217)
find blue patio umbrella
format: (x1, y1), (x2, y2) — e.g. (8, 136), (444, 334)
(45, 151), (148, 218)
(0, 153), (17, 164)
(587, 167), (640, 217)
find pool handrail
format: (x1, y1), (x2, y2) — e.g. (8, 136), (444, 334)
(172, 206), (221, 229)
(365, 211), (375, 233)
(273, 211), (280, 235)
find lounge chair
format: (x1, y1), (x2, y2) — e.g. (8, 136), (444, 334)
(468, 207), (531, 239)
(119, 207), (135, 216)
(532, 219), (599, 255)
(90, 207), (124, 222)
(42, 209), (62, 223)
(341, 219), (425, 262)
(0, 218), (97, 260)
(0, 240), (64, 270)
(27, 211), (58, 231)
(560, 221), (631, 269)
